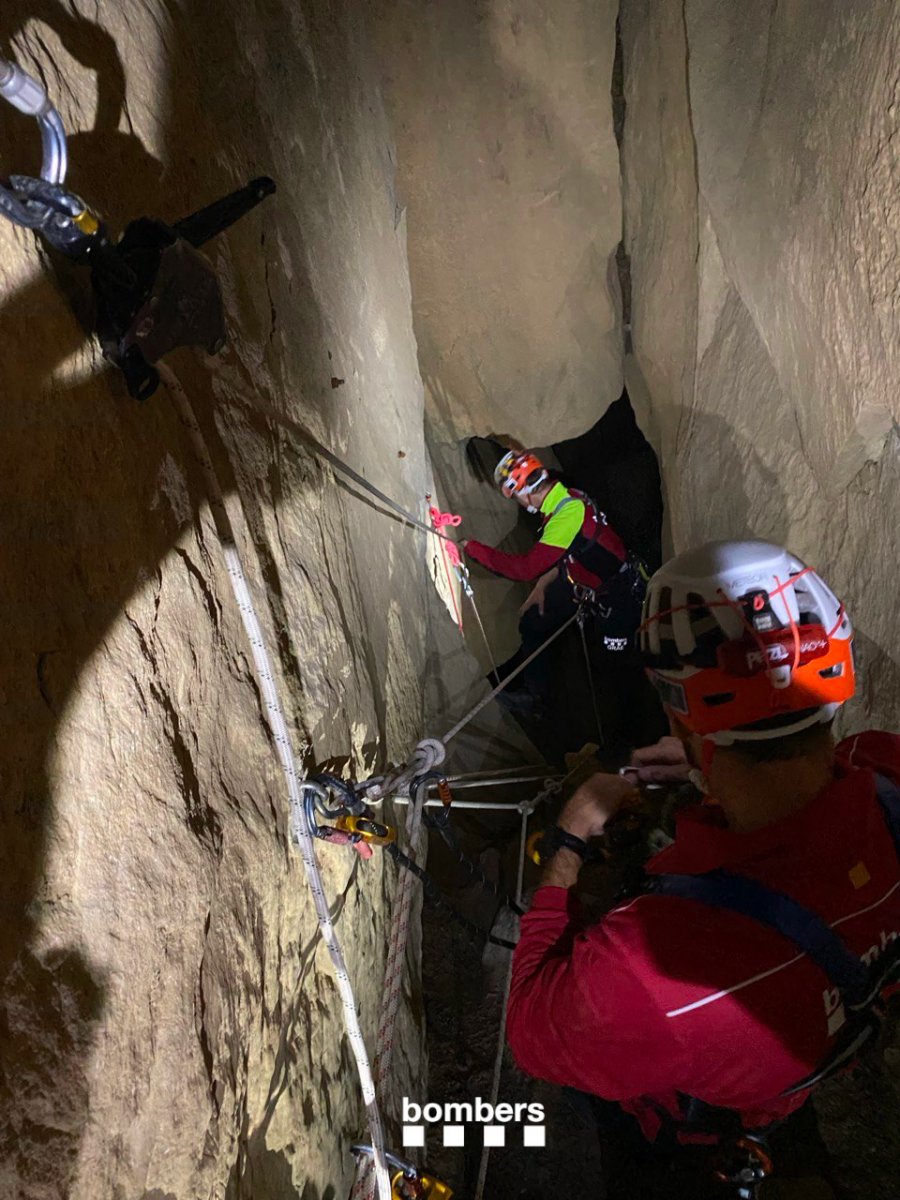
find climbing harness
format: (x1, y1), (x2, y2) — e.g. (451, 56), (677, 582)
(0, 56), (275, 400)
(351, 1146), (453, 1200)
(159, 365), (392, 1200)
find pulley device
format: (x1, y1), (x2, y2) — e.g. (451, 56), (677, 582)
(0, 56), (275, 400)
(351, 1145), (453, 1200)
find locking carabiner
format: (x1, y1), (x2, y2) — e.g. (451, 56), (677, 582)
(334, 814), (396, 846)
(306, 775), (396, 848)
(350, 1145), (453, 1200)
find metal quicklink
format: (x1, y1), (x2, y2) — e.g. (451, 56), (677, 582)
(160, 365), (391, 1200)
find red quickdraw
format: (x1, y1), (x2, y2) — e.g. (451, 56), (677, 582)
(427, 498), (465, 628)
(428, 504), (463, 567)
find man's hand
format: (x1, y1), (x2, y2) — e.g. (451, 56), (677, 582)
(558, 772), (639, 840)
(621, 736), (691, 785)
(519, 568), (557, 616)
(538, 773), (638, 889)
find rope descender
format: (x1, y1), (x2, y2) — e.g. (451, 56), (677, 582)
(0, 55), (275, 401)
(351, 1145), (453, 1200)
(304, 775), (396, 856)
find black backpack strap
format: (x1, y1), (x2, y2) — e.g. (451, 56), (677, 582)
(643, 778), (900, 1104)
(874, 772), (900, 859)
(644, 869), (870, 1004)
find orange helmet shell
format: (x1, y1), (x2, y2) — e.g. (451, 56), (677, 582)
(494, 450), (548, 498)
(641, 540), (855, 745)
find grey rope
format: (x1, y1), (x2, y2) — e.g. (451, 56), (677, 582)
(577, 608), (604, 748)
(440, 606), (583, 746)
(239, 395), (456, 544)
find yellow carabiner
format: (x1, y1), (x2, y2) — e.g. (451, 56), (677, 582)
(335, 814), (396, 846)
(526, 829), (546, 866)
(390, 1170), (454, 1200)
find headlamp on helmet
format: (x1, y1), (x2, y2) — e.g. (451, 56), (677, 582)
(640, 540), (854, 745)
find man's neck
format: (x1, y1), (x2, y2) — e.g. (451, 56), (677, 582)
(708, 745), (836, 833)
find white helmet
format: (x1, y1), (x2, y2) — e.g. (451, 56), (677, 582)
(640, 540), (854, 744)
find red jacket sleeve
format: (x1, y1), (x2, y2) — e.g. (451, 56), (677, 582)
(506, 887), (687, 1100)
(465, 538), (564, 581)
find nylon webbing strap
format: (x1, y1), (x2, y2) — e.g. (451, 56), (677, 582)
(646, 869), (870, 1003)
(874, 772), (900, 859)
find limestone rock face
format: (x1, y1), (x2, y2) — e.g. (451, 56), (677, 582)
(373, 0), (624, 447)
(0, 4), (438, 1197)
(621, 0), (900, 731)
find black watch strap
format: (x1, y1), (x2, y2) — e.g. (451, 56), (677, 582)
(542, 825), (589, 861)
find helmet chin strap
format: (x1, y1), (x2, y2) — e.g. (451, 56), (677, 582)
(686, 737), (716, 797)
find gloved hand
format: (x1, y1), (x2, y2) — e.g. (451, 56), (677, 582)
(622, 736), (691, 785)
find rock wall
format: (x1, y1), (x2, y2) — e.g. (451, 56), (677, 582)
(371, 0), (626, 707)
(0, 4), (443, 1197)
(621, 0), (900, 732)
(373, 0), (624, 448)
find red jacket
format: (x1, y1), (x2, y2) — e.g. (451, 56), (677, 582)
(465, 482), (626, 587)
(506, 732), (900, 1138)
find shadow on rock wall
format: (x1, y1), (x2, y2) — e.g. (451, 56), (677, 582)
(0, 3), (325, 1193)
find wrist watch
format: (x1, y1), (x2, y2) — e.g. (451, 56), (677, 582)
(530, 824), (589, 865)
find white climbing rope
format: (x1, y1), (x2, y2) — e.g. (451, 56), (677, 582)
(159, 365), (391, 1200)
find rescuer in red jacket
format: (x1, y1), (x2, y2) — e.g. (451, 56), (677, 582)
(461, 449), (645, 704)
(506, 539), (900, 1198)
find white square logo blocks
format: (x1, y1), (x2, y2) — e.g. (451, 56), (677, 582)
(400, 1097), (547, 1149)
